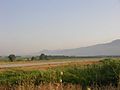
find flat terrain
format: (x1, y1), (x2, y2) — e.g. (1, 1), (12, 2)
(0, 58), (101, 71)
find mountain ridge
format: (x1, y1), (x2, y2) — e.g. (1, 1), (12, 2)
(37, 39), (120, 56)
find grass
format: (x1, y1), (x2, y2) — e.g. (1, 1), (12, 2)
(0, 59), (98, 72)
(0, 58), (120, 90)
(0, 58), (101, 64)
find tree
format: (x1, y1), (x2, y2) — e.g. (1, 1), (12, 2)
(39, 53), (47, 60)
(8, 54), (16, 62)
(31, 56), (35, 60)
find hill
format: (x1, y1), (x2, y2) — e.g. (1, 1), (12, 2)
(39, 39), (120, 56)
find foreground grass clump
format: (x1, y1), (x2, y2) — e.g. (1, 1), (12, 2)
(63, 59), (120, 87)
(0, 59), (120, 90)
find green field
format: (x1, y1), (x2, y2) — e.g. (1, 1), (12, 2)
(0, 58), (120, 90)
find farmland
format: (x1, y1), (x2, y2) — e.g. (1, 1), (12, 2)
(0, 58), (120, 90)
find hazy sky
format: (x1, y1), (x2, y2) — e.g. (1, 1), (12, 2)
(0, 0), (120, 55)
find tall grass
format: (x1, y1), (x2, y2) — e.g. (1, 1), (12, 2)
(0, 59), (120, 90)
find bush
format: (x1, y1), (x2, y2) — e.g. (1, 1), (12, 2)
(8, 54), (16, 62)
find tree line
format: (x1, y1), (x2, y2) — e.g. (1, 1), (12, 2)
(8, 53), (47, 62)
(7, 54), (79, 62)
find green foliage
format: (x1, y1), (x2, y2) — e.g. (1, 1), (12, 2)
(31, 56), (35, 60)
(63, 59), (120, 87)
(39, 54), (47, 60)
(8, 54), (16, 62)
(0, 59), (120, 88)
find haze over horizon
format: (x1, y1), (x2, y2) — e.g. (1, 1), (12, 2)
(0, 0), (120, 55)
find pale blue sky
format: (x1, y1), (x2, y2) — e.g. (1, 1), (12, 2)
(0, 0), (120, 55)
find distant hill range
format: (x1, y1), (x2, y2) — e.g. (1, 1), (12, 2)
(38, 39), (120, 56)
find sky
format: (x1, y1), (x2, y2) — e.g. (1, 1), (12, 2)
(0, 0), (120, 55)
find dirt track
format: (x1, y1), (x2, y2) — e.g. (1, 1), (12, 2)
(0, 60), (98, 69)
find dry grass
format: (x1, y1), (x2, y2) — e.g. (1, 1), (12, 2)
(0, 83), (120, 90)
(0, 60), (99, 72)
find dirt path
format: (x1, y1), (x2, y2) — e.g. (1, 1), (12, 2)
(0, 60), (98, 69)
(0, 61), (72, 68)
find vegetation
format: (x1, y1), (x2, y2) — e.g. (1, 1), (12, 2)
(31, 56), (35, 61)
(0, 59), (120, 90)
(8, 54), (16, 62)
(39, 53), (47, 60)
(63, 59), (120, 89)
(0, 54), (120, 62)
